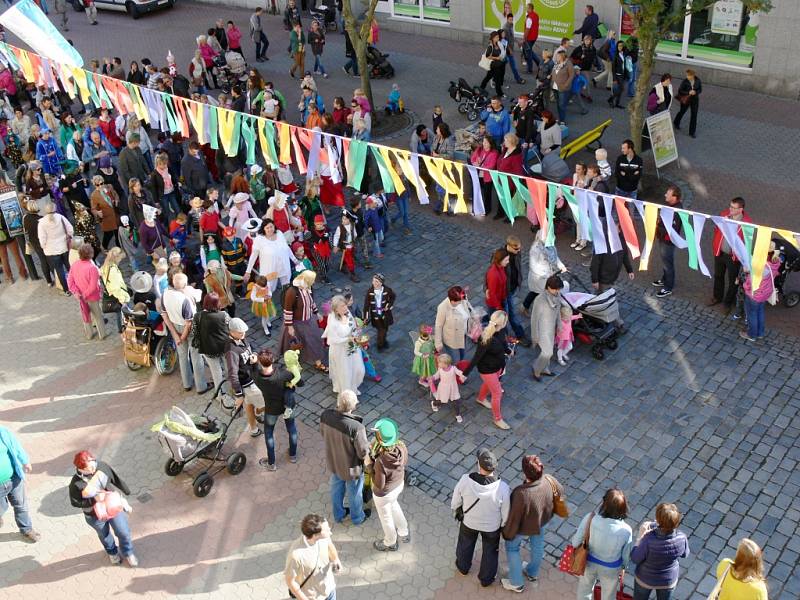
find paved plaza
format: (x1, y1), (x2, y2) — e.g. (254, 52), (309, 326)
(2, 3), (800, 599)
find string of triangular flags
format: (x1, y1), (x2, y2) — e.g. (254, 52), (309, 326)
(2, 42), (798, 289)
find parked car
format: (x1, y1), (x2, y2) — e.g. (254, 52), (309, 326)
(71, 0), (175, 19)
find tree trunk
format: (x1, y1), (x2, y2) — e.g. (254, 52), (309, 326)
(627, 1), (662, 153)
(342, 0), (379, 119)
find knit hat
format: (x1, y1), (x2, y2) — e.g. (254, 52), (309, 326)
(372, 418), (399, 447)
(477, 448), (497, 472)
(313, 214), (325, 226)
(291, 241), (303, 254)
(373, 273), (385, 284)
(228, 317), (248, 333)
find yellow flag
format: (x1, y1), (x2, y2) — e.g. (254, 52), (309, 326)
(379, 147), (405, 195)
(217, 108), (237, 156)
(279, 122), (291, 165)
(749, 226), (773, 290)
(639, 203), (660, 271)
(128, 84), (149, 123)
(447, 162), (468, 214)
(185, 100), (205, 144)
(70, 67), (90, 104)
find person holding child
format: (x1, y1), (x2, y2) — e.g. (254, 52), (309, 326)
(430, 353), (466, 423)
(253, 349), (298, 471)
(280, 269), (328, 373)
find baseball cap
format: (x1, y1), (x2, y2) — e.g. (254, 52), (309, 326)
(477, 448), (497, 472)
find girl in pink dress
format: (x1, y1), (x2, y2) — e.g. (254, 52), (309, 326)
(556, 305), (581, 365)
(429, 353), (466, 423)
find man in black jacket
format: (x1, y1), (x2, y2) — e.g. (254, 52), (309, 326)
(512, 96), (536, 153)
(653, 185), (683, 298)
(497, 236), (532, 347)
(181, 141), (210, 199)
(614, 138), (642, 198)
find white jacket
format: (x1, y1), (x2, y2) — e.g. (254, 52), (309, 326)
(37, 213), (74, 256)
(451, 473), (510, 532)
(434, 297), (470, 350)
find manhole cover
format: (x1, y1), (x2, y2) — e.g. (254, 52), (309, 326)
(371, 110), (416, 141)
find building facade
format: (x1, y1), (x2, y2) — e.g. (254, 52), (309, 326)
(375, 0), (800, 99)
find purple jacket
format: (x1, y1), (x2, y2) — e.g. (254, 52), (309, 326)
(630, 528), (689, 588)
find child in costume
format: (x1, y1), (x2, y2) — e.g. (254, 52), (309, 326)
(276, 163), (299, 196)
(332, 208), (359, 283)
(354, 317), (381, 383)
(364, 195), (384, 259)
(221, 225), (248, 294)
(291, 241), (314, 276)
(228, 192), (257, 241)
(169, 212), (189, 255)
(248, 274), (276, 337)
(411, 324), (436, 388)
(429, 353), (466, 423)
(299, 178), (323, 227)
(200, 232), (222, 270)
(348, 196), (371, 270)
(248, 164), (268, 213)
(282, 338), (303, 418)
(385, 83), (403, 114)
(556, 304), (580, 365)
(309, 214), (331, 283)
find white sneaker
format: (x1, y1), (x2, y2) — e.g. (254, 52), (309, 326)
(501, 578), (524, 593)
(126, 553), (138, 567)
(456, 415), (463, 423)
(557, 358), (566, 366)
(109, 552), (122, 565)
(430, 400), (439, 412)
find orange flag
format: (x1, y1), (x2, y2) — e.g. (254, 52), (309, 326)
(279, 122), (292, 164)
(614, 197), (641, 259)
(525, 177), (548, 233)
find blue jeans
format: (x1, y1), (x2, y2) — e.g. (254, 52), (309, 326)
(503, 293), (526, 339)
(263, 413), (298, 466)
(522, 41), (541, 73)
(313, 54), (327, 75)
(659, 242), (675, 291)
(0, 476), (33, 533)
(744, 295), (765, 338)
(174, 324), (207, 391)
(160, 191), (180, 219)
(615, 187), (638, 200)
(627, 61), (638, 97)
(557, 90), (572, 123)
(344, 57), (359, 75)
(577, 562), (623, 600)
(372, 230), (384, 255)
(84, 511), (134, 557)
(45, 251), (70, 291)
(506, 54), (523, 83)
(442, 343), (465, 363)
(633, 582), (673, 600)
(390, 192), (410, 229)
(330, 472), (366, 524)
(505, 528), (545, 587)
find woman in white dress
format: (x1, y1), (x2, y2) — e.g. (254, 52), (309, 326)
(322, 295), (365, 395)
(243, 218), (298, 298)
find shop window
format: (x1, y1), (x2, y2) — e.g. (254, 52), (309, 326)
(391, 0), (450, 22)
(686, 5), (754, 68)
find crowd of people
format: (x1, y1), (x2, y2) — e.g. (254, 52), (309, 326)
(0, 3), (779, 599)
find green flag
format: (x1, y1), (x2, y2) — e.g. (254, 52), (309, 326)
(370, 146), (395, 193)
(241, 116), (257, 166)
(347, 140), (368, 189)
(489, 171), (514, 223)
(678, 212), (699, 271)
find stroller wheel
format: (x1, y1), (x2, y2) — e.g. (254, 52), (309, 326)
(457, 101), (468, 114)
(467, 108), (479, 122)
(226, 452), (247, 475)
(605, 338), (619, 350)
(784, 292), (799, 308)
(193, 473), (214, 498)
(591, 346), (605, 360)
(165, 458), (184, 476)
(155, 337), (178, 375)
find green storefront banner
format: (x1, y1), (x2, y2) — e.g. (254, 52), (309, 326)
(483, 0), (575, 40)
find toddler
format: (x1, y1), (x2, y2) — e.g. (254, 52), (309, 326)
(432, 105), (443, 132)
(385, 84), (403, 114)
(556, 305), (581, 365)
(153, 258), (169, 298)
(248, 275), (276, 337)
(430, 353), (466, 423)
(411, 324), (436, 388)
(595, 148), (612, 180)
(291, 241), (314, 276)
(282, 338), (303, 419)
(364, 195), (384, 259)
(169, 213), (189, 254)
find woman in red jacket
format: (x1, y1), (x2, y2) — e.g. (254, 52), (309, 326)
(485, 248), (509, 313)
(495, 132), (525, 222)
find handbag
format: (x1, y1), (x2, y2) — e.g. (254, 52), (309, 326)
(677, 93), (691, 106)
(478, 48), (492, 71)
(767, 267), (778, 306)
(93, 490), (125, 521)
(706, 565), (731, 600)
(593, 570), (633, 600)
(454, 497), (479, 522)
(60, 214), (72, 250)
(546, 474), (569, 518)
(558, 512), (593, 576)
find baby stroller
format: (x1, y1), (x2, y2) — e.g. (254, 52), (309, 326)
(775, 239), (800, 308)
(218, 51), (249, 95)
(562, 275), (620, 360)
(309, 4), (337, 31)
(448, 78), (490, 122)
(366, 45), (394, 79)
(152, 385), (246, 497)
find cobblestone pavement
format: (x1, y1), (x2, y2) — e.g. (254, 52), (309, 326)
(2, 204), (800, 599)
(2, 5), (800, 599)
